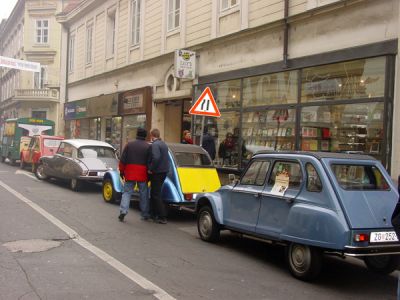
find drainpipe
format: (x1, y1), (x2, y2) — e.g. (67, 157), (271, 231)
(283, 0), (289, 68)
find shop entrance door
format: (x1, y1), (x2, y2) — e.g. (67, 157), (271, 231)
(164, 101), (183, 143)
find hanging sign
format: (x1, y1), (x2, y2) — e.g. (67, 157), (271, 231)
(189, 87), (221, 117)
(174, 49), (196, 79)
(0, 56), (40, 72)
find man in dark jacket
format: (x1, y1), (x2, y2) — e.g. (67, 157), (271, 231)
(148, 128), (170, 224)
(118, 128), (150, 222)
(201, 126), (216, 160)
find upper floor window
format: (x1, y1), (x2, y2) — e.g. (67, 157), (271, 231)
(36, 20), (49, 44)
(106, 8), (116, 57)
(68, 35), (75, 72)
(220, 0), (239, 11)
(86, 24), (93, 64)
(130, 0), (141, 46)
(34, 66), (47, 89)
(167, 0), (180, 32)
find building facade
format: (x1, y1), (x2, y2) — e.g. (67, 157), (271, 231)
(0, 0), (70, 136)
(57, 0), (400, 178)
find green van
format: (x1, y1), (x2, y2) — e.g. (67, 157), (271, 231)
(1, 118), (55, 164)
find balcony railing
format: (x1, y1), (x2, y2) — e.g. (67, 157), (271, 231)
(14, 89), (59, 101)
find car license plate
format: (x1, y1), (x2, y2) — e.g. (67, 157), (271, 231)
(370, 231), (398, 243)
(98, 172), (105, 177)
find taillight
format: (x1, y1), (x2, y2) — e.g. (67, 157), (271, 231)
(354, 233), (369, 242)
(184, 193), (193, 201)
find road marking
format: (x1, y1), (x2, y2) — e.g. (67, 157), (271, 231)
(15, 169), (38, 180)
(0, 180), (176, 300)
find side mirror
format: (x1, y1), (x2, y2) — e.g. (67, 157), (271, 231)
(229, 173), (239, 185)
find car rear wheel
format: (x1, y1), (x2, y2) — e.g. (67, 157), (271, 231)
(364, 255), (400, 274)
(103, 178), (118, 203)
(35, 163), (48, 180)
(286, 243), (322, 281)
(70, 178), (82, 192)
(197, 205), (220, 242)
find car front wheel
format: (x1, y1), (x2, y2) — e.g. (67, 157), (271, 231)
(197, 205), (220, 242)
(286, 243), (322, 281)
(364, 255), (400, 274)
(70, 178), (82, 192)
(35, 163), (48, 180)
(102, 178), (118, 203)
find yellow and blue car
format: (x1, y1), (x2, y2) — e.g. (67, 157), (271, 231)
(102, 143), (221, 210)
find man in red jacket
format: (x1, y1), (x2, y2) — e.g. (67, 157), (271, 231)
(118, 128), (150, 222)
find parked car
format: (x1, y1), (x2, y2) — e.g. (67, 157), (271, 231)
(195, 151), (400, 281)
(35, 139), (118, 191)
(102, 143), (221, 209)
(20, 135), (64, 172)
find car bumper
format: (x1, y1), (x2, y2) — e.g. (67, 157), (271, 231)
(343, 244), (400, 257)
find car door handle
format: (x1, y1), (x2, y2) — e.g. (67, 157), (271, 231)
(254, 193), (261, 198)
(285, 197), (294, 204)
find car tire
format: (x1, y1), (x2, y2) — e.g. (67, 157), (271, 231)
(70, 178), (82, 192)
(35, 163), (48, 180)
(286, 243), (323, 281)
(31, 163), (36, 173)
(103, 178), (118, 203)
(197, 205), (220, 242)
(364, 255), (400, 274)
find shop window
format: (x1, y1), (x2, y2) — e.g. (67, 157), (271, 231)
(301, 57), (385, 102)
(31, 110), (47, 119)
(242, 108), (296, 159)
(300, 102), (384, 160)
(243, 71), (298, 107)
(122, 114), (146, 147)
(89, 118), (101, 140)
(193, 111), (241, 168)
(195, 81), (241, 110)
(240, 160), (270, 186)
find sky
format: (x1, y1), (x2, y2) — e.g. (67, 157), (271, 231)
(0, 0), (19, 21)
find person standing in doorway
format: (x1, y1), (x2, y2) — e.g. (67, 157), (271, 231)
(148, 128), (170, 224)
(201, 126), (216, 160)
(118, 128), (150, 222)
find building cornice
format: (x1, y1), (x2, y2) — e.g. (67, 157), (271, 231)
(56, 0), (107, 26)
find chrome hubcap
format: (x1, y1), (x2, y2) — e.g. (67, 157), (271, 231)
(290, 245), (310, 273)
(199, 211), (212, 238)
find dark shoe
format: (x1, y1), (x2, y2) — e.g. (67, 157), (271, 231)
(140, 216), (149, 221)
(156, 218), (167, 224)
(118, 213), (126, 222)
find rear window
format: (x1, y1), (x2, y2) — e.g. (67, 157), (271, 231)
(174, 152), (212, 167)
(331, 164), (390, 190)
(44, 139), (62, 148)
(78, 146), (116, 159)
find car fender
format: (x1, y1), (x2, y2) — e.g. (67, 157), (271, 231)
(162, 176), (183, 203)
(195, 193), (224, 225)
(281, 203), (349, 249)
(104, 170), (123, 193)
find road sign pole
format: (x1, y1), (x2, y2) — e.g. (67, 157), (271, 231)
(199, 116), (205, 147)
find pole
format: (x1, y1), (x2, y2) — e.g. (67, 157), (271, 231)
(199, 116), (205, 147)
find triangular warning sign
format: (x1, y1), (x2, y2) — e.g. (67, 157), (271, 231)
(189, 87), (221, 117)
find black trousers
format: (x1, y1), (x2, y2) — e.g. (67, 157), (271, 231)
(150, 172), (167, 218)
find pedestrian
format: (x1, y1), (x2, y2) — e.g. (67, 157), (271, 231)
(201, 126), (216, 160)
(181, 130), (193, 144)
(148, 128), (170, 224)
(118, 127), (150, 222)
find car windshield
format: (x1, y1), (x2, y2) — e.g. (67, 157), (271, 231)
(78, 146), (116, 159)
(44, 139), (62, 148)
(331, 164), (390, 190)
(174, 152), (212, 167)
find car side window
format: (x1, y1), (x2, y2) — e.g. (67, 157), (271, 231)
(240, 160), (270, 186)
(57, 142), (65, 155)
(306, 163), (322, 192)
(269, 161), (302, 189)
(63, 144), (73, 158)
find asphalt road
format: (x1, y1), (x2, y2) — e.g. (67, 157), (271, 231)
(0, 161), (397, 300)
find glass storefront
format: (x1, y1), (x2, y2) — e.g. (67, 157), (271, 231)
(122, 114), (146, 148)
(194, 56), (391, 170)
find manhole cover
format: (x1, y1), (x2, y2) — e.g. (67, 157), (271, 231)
(3, 239), (62, 253)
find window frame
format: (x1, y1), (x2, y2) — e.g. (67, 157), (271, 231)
(130, 0), (141, 47)
(35, 19), (49, 44)
(68, 34), (75, 73)
(305, 163), (323, 193)
(106, 8), (117, 58)
(167, 0), (181, 32)
(267, 160), (303, 190)
(239, 159), (270, 186)
(86, 23), (94, 65)
(220, 0), (239, 12)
